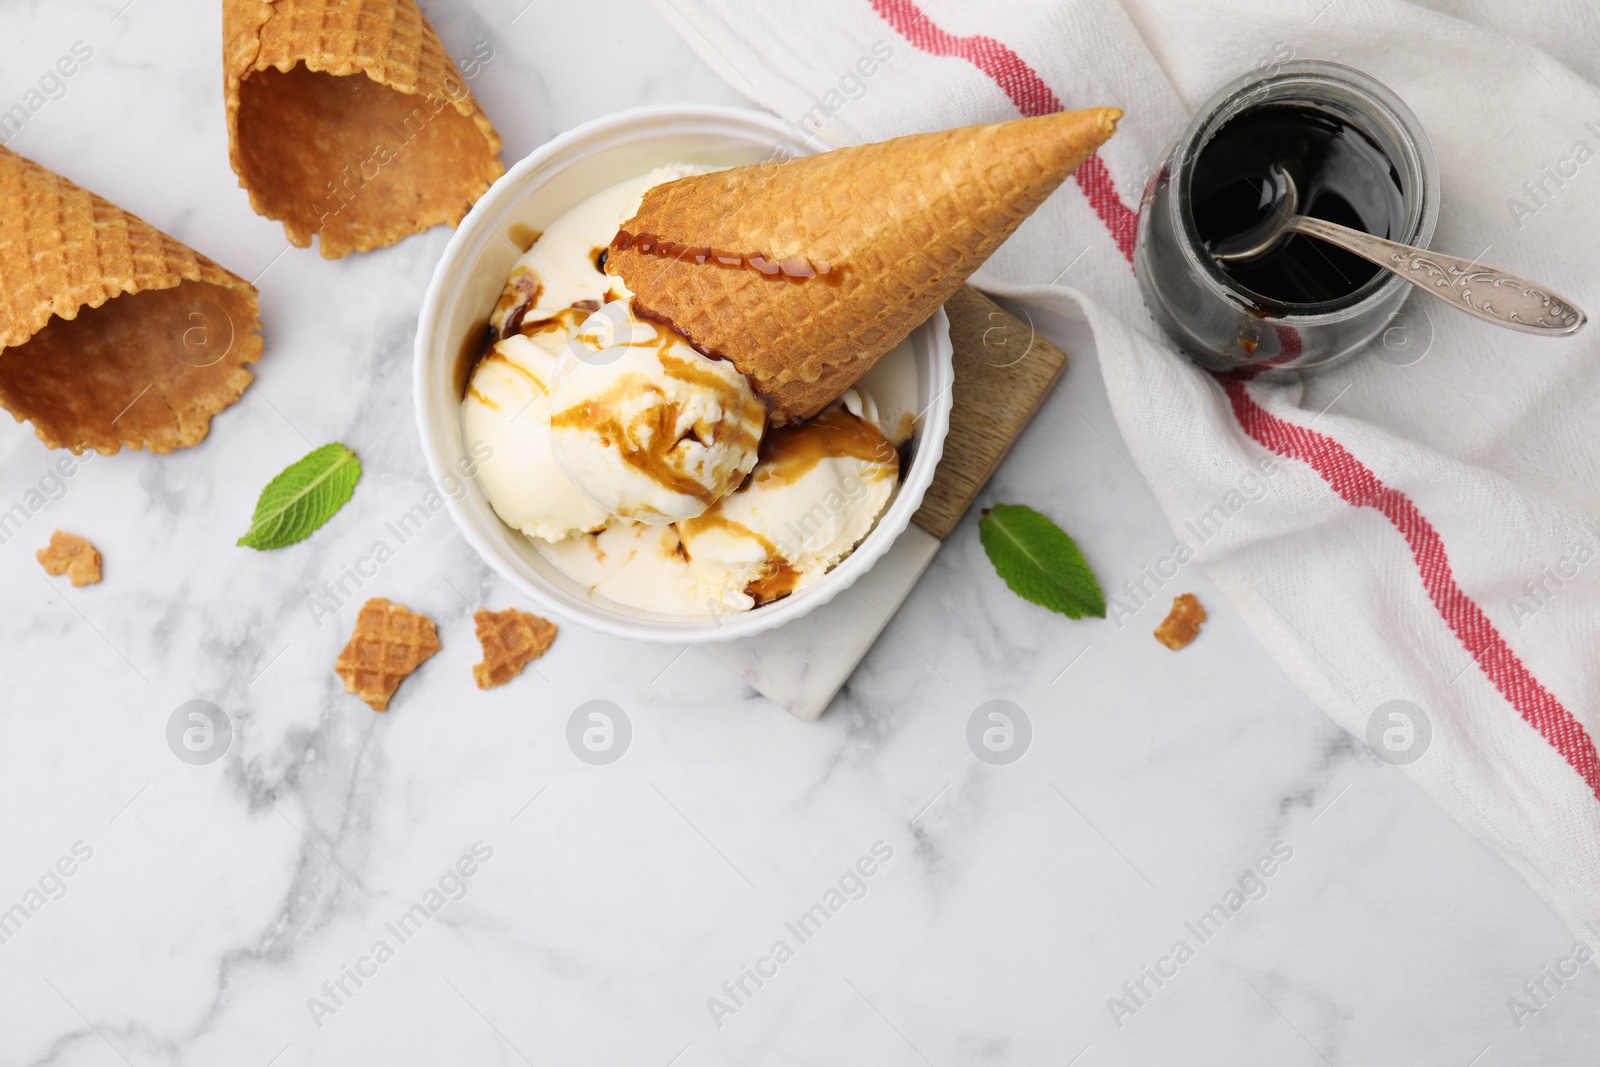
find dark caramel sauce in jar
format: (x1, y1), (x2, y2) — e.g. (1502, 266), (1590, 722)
(1193, 105), (1404, 304)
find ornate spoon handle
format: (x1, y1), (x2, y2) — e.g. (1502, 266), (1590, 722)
(1290, 215), (1586, 336)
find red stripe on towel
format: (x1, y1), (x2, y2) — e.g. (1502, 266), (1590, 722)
(870, 0), (1600, 799)
(1221, 377), (1600, 798)
(869, 0), (1138, 258)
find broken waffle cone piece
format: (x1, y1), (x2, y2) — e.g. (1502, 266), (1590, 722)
(37, 530), (101, 587)
(1154, 593), (1206, 650)
(0, 146), (263, 455)
(471, 607), (556, 689)
(223, 0), (505, 258)
(335, 597), (440, 710)
(606, 108), (1120, 423)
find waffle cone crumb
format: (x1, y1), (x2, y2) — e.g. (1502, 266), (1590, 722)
(223, 0), (504, 258)
(37, 530), (101, 587)
(1154, 593), (1206, 650)
(335, 597), (440, 710)
(471, 608), (556, 689)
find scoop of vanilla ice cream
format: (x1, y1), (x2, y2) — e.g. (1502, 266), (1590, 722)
(547, 309), (766, 524)
(462, 334), (610, 542)
(465, 164), (715, 544)
(534, 520), (755, 617)
(677, 390), (900, 604)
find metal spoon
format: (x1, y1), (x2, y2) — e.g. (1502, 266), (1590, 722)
(1211, 164), (1586, 336)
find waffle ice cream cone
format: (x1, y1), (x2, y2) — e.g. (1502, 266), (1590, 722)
(607, 108), (1120, 424)
(335, 597), (440, 711)
(223, 0), (504, 258)
(471, 607), (557, 689)
(0, 146), (263, 455)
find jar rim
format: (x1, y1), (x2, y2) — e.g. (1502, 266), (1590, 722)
(1169, 60), (1440, 325)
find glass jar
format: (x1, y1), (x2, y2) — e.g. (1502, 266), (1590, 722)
(1134, 60), (1439, 374)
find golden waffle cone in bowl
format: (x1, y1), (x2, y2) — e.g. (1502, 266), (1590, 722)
(223, 0), (504, 258)
(607, 108), (1120, 424)
(0, 146), (263, 455)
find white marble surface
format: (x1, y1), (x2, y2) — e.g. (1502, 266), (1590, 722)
(2, 1), (1597, 1064)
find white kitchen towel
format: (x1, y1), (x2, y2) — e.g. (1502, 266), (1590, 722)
(648, 0), (1600, 942)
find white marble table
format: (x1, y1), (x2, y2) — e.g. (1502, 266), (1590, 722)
(2, 1), (1597, 1064)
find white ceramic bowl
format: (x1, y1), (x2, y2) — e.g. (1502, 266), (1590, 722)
(414, 105), (953, 643)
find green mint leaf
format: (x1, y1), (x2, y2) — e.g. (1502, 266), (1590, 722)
(237, 443), (361, 550)
(978, 504), (1106, 619)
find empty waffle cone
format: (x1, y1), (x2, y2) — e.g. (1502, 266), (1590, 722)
(223, 0), (504, 258)
(607, 108), (1120, 424)
(0, 146), (263, 455)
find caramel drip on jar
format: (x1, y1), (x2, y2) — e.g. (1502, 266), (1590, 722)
(611, 230), (836, 283)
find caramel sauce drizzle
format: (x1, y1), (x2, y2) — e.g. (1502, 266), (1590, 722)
(550, 392), (750, 506)
(494, 267), (542, 338)
(507, 224), (542, 254)
(675, 511), (798, 606)
(677, 405), (899, 608)
(611, 230), (836, 283)
(678, 509), (777, 556)
(628, 301), (723, 362)
(547, 323), (764, 505)
(454, 316), (493, 401)
(517, 304), (597, 340)
(745, 559), (802, 606)
(752, 405), (899, 487)
(483, 349), (548, 394)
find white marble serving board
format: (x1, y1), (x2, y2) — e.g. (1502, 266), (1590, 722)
(0, 2), (1596, 1065)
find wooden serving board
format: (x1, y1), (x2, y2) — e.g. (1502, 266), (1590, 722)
(912, 285), (1070, 541)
